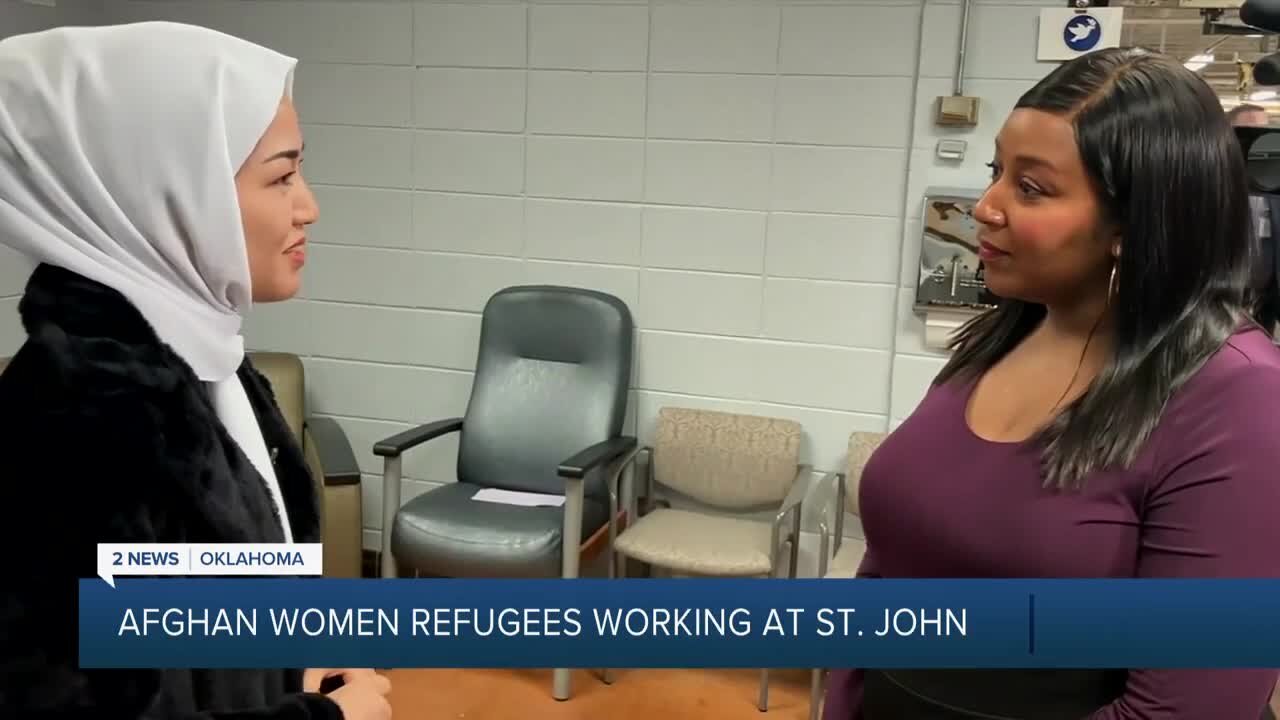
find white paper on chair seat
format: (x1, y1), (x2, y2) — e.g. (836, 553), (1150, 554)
(471, 488), (566, 507)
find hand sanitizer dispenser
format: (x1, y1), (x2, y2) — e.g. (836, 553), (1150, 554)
(913, 186), (998, 349)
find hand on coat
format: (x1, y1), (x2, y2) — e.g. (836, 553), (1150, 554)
(304, 668), (392, 720)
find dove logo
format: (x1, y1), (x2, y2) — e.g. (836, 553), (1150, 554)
(1063, 14), (1102, 53)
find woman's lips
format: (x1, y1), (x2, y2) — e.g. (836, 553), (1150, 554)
(978, 241), (1008, 262)
(286, 239), (306, 266)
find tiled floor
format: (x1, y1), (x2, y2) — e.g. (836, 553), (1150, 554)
(384, 667), (814, 719)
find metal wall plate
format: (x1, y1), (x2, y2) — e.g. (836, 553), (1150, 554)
(913, 187), (999, 313)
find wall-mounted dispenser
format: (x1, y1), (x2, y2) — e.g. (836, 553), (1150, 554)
(913, 186), (998, 350)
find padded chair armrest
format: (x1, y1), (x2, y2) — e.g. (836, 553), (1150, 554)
(304, 417), (361, 487)
(557, 435), (638, 479)
(373, 417), (463, 458)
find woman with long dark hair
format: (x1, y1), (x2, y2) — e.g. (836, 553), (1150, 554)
(823, 47), (1280, 718)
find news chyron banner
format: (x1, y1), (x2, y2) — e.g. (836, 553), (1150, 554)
(96, 543), (324, 587)
(80, 544), (1280, 669)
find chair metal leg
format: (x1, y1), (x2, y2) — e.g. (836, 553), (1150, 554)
(810, 668), (825, 720)
(618, 459), (635, 579)
(758, 668), (770, 711)
(607, 484), (618, 580)
(600, 454), (640, 687)
(553, 668), (572, 701)
(789, 512), (802, 578)
(600, 564), (614, 689)
(380, 456), (402, 579)
(554, 476), (586, 701)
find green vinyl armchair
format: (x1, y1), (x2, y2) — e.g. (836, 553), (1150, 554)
(373, 285), (640, 701)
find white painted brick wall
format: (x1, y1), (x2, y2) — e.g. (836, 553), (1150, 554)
(892, 0), (1060, 431)
(0, 0), (1060, 549)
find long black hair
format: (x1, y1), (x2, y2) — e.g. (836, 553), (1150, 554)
(935, 47), (1258, 489)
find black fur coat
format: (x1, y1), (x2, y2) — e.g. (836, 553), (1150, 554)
(0, 264), (341, 719)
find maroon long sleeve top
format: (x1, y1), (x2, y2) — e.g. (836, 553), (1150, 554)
(824, 327), (1280, 719)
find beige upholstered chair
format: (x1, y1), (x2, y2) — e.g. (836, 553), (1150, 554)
(809, 431), (886, 720)
(249, 352), (364, 579)
(613, 406), (809, 712)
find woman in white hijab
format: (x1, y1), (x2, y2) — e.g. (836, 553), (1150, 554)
(0, 21), (390, 720)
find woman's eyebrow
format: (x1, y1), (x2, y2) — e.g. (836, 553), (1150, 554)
(262, 143), (304, 164)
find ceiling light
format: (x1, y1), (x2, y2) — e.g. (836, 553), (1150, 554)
(1185, 54), (1214, 72)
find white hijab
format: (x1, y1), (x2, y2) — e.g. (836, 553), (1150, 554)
(0, 21), (298, 382)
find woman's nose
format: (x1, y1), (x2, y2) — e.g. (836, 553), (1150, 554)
(295, 176), (319, 226)
(972, 190), (1005, 228)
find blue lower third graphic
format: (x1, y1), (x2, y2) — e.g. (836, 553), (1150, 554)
(77, 578), (1280, 669)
